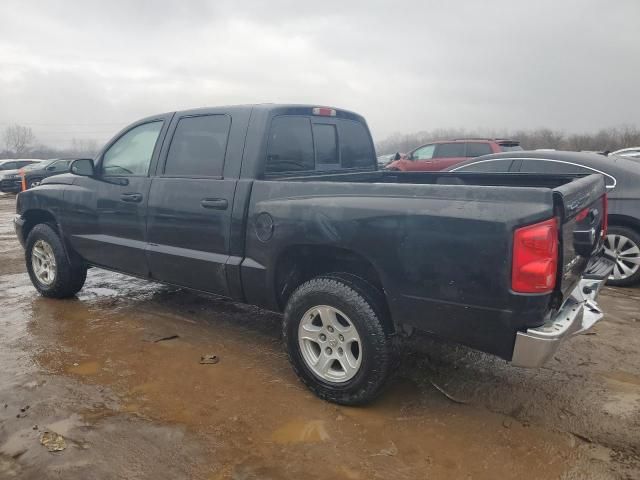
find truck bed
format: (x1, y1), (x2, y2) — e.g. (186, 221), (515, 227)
(243, 171), (606, 359)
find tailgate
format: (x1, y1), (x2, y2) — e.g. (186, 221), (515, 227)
(553, 174), (608, 298)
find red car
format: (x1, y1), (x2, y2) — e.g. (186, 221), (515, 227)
(385, 138), (522, 171)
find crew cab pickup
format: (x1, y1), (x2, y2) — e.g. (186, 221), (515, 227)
(14, 104), (614, 405)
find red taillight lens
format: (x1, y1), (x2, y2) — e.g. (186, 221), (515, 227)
(512, 218), (558, 293)
(312, 107), (336, 117)
(601, 194), (608, 238)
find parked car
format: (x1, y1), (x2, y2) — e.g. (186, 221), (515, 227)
(376, 153), (395, 168)
(448, 150), (640, 286)
(20, 158), (76, 190)
(611, 147), (640, 159)
(14, 104), (612, 404)
(385, 138), (522, 172)
(0, 159), (45, 193)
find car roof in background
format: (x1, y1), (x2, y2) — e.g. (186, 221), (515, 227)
(0, 158), (45, 163)
(459, 150), (640, 171)
(449, 150), (640, 194)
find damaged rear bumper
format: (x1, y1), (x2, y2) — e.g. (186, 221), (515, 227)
(511, 257), (615, 368)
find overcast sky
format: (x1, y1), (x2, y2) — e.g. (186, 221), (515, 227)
(1, 0), (639, 148)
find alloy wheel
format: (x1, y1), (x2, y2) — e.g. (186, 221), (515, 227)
(298, 305), (362, 383)
(605, 233), (640, 281)
(31, 239), (57, 285)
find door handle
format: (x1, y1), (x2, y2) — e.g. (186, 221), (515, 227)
(120, 193), (143, 203)
(200, 198), (228, 210)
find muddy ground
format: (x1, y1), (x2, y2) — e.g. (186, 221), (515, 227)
(0, 193), (638, 480)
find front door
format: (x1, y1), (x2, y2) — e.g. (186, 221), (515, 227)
(146, 109), (245, 295)
(63, 117), (170, 277)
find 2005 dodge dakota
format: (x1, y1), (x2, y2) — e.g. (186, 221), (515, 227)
(14, 104), (614, 404)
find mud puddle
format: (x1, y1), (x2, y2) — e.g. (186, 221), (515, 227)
(0, 194), (638, 479)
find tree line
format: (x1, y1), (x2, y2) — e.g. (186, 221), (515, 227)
(1, 124), (99, 159)
(4, 122), (640, 160)
(375, 126), (640, 155)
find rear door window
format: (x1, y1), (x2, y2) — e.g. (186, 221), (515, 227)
(313, 123), (339, 166)
(435, 143), (465, 158)
(519, 159), (616, 187)
(465, 143), (493, 157)
(266, 116), (314, 174)
(454, 159), (514, 172)
(0, 162), (16, 170)
(519, 160), (591, 174)
(338, 120), (375, 168)
(164, 115), (231, 177)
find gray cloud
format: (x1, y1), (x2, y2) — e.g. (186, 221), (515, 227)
(1, 0), (639, 147)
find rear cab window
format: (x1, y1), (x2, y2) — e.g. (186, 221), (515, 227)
(265, 113), (375, 176)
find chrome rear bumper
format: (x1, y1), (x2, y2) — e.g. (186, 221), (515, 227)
(511, 273), (611, 368)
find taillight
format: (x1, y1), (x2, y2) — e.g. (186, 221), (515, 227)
(512, 218), (559, 293)
(601, 194), (608, 238)
(312, 107), (336, 117)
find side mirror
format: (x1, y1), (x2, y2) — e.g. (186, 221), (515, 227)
(70, 158), (95, 177)
(46, 165), (55, 171)
(393, 152), (401, 161)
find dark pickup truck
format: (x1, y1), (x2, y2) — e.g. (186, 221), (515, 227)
(14, 104), (613, 405)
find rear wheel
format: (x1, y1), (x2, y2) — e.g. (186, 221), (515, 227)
(283, 274), (395, 405)
(26, 224), (87, 298)
(605, 225), (640, 286)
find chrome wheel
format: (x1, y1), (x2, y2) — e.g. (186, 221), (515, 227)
(605, 233), (640, 281)
(31, 239), (57, 285)
(298, 305), (362, 383)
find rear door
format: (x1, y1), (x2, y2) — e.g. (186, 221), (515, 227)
(432, 142), (466, 170)
(145, 108), (250, 295)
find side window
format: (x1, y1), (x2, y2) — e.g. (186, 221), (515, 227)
(465, 143), (493, 157)
(435, 143), (465, 158)
(1, 162), (16, 170)
(164, 115), (231, 177)
(519, 160), (591, 175)
(454, 159), (513, 172)
(48, 160), (67, 171)
(266, 116), (314, 174)
(339, 120), (375, 168)
(102, 121), (163, 176)
(412, 144), (435, 160)
(313, 124), (339, 166)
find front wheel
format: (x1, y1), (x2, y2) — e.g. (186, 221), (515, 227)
(283, 274), (395, 405)
(25, 224), (87, 298)
(605, 225), (640, 286)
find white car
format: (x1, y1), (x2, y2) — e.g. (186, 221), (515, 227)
(611, 147), (640, 159)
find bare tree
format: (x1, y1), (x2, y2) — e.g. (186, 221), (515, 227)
(70, 138), (99, 156)
(376, 126), (640, 155)
(3, 124), (35, 156)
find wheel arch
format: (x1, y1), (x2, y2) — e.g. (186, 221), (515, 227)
(20, 208), (59, 244)
(273, 244), (395, 331)
(608, 214), (640, 233)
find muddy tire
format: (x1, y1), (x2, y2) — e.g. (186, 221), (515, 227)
(283, 274), (395, 405)
(605, 225), (640, 287)
(25, 224), (87, 298)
